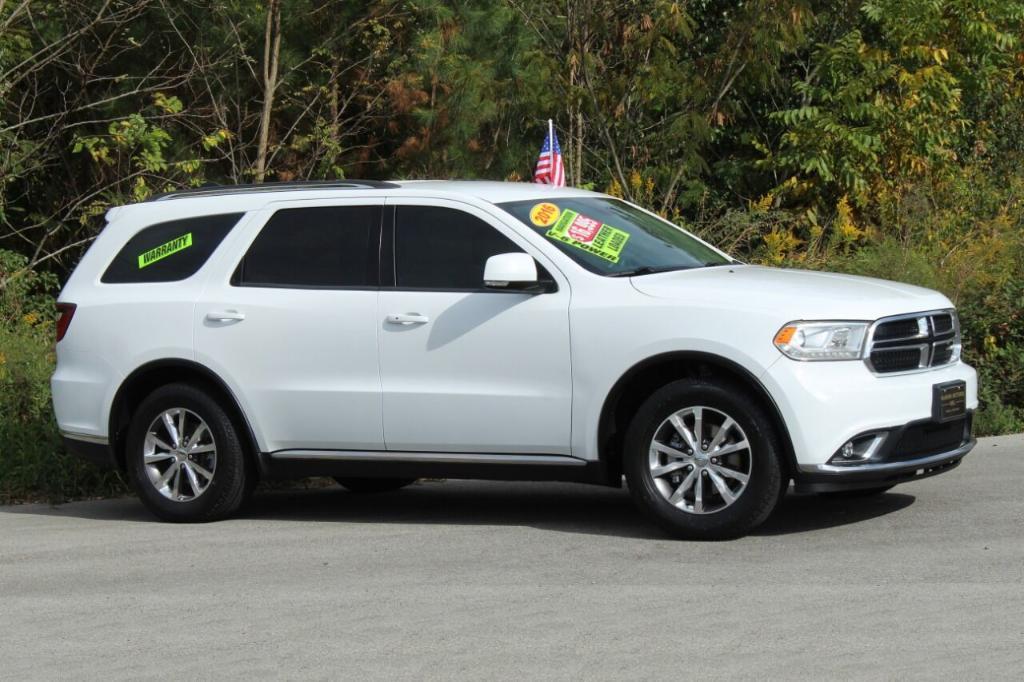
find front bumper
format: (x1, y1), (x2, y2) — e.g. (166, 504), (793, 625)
(762, 357), (978, 467)
(793, 414), (975, 493)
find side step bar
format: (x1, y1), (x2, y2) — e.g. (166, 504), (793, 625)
(269, 450), (587, 466)
(260, 450), (614, 486)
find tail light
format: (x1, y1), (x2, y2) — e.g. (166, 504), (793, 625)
(56, 303), (76, 342)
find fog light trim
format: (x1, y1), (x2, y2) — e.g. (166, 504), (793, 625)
(828, 433), (888, 466)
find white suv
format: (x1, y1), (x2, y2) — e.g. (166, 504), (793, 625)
(52, 180), (977, 538)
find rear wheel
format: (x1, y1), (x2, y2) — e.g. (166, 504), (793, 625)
(333, 477), (417, 493)
(624, 379), (784, 540)
(126, 383), (251, 522)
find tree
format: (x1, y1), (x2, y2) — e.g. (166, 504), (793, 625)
(254, 0), (281, 183)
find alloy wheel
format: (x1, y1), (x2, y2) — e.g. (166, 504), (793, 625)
(142, 408), (217, 502)
(648, 405), (752, 514)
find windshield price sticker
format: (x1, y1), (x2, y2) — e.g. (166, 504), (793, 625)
(546, 210), (629, 263)
(529, 202), (561, 227)
(138, 233), (193, 269)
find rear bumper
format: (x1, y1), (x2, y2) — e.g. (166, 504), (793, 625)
(793, 415), (975, 493)
(61, 432), (117, 469)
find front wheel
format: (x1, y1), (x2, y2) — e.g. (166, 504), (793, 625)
(624, 379), (784, 540)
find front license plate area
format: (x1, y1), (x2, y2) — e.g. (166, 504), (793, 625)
(933, 380), (967, 422)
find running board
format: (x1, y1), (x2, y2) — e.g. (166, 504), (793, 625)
(268, 450), (587, 466)
(260, 450), (613, 486)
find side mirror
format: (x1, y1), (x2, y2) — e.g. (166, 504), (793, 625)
(484, 253), (551, 292)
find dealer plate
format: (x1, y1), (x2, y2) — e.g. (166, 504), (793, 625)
(933, 380), (967, 423)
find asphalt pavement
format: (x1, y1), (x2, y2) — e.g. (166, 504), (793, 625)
(1, 435), (1022, 680)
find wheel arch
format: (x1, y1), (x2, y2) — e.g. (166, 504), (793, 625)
(597, 351), (797, 483)
(108, 359), (263, 477)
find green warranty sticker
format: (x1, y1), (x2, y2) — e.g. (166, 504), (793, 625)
(138, 233), (193, 269)
(546, 210), (629, 263)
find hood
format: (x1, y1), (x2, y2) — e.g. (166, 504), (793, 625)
(630, 265), (952, 320)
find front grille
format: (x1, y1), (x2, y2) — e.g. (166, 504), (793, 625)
(932, 315), (953, 334)
(932, 341), (955, 365)
(873, 318), (922, 341)
(866, 310), (959, 374)
(871, 348), (924, 373)
(888, 416), (970, 461)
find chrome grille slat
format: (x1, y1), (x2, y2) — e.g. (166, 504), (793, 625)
(865, 310), (960, 374)
(871, 317), (928, 343)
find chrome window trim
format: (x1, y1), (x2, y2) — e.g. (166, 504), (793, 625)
(863, 309), (960, 376)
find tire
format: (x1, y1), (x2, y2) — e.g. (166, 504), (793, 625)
(126, 382), (251, 522)
(623, 379), (784, 540)
(818, 486), (894, 499)
(333, 477), (417, 493)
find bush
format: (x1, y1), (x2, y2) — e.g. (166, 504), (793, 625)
(0, 250), (125, 502)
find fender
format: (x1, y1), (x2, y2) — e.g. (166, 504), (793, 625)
(108, 358), (266, 476)
(596, 350), (798, 480)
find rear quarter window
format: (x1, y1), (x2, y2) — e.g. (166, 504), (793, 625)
(101, 213), (243, 284)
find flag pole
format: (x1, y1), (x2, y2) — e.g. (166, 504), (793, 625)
(548, 118), (554, 169)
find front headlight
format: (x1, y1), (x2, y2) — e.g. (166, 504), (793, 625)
(773, 321), (869, 361)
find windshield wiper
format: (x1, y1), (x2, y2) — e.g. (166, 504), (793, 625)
(607, 265), (694, 278)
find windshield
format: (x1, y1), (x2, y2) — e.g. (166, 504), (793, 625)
(497, 197), (731, 276)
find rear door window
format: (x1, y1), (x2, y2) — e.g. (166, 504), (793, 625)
(102, 213), (243, 284)
(233, 205), (380, 288)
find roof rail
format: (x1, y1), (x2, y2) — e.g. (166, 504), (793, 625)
(147, 179), (400, 201)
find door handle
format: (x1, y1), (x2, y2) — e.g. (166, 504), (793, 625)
(206, 310), (246, 322)
(386, 313), (429, 325)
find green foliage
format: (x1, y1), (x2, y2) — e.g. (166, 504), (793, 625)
(0, 252), (125, 501)
(764, 0), (1023, 208)
(0, 249), (58, 326)
(377, 1), (546, 177)
(71, 94), (216, 204)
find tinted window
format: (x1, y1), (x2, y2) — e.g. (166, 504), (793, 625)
(394, 206), (524, 289)
(102, 213), (243, 283)
(235, 206), (379, 288)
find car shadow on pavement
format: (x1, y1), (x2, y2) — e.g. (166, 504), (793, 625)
(1, 480), (917, 540)
(756, 490), (916, 536)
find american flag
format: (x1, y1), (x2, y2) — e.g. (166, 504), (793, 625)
(534, 120), (566, 187)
